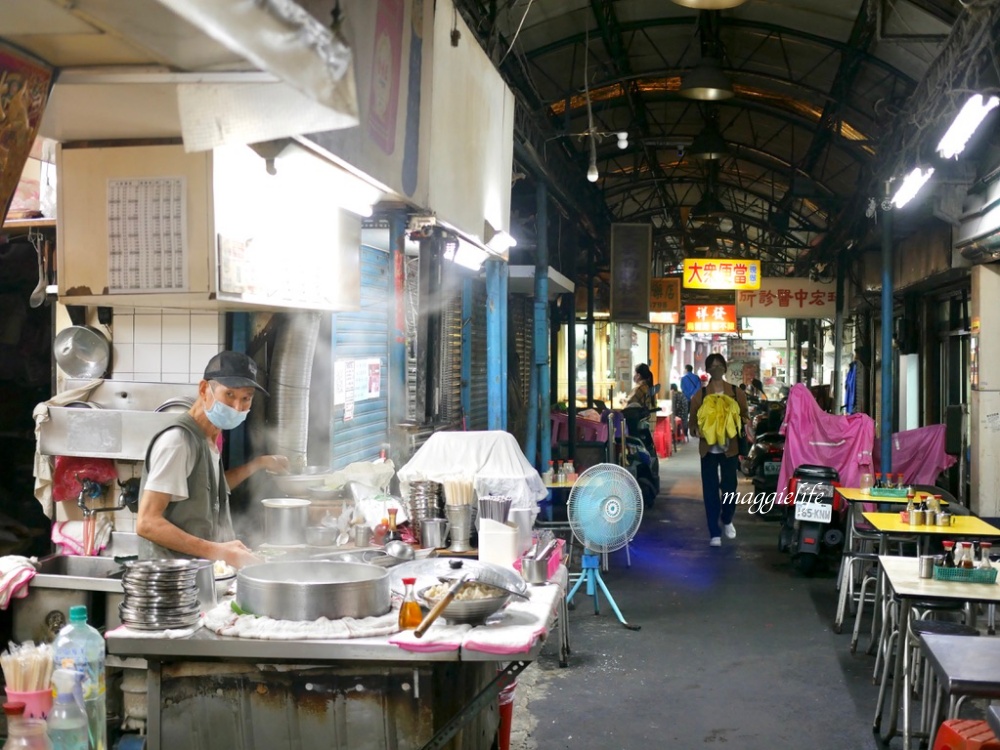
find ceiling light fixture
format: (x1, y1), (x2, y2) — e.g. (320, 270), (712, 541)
(937, 94), (1000, 159)
(691, 191), (727, 220)
(890, 166), (935, 209)
(679, 57), (733, 101)
(617, 131), (629, 150)
(670, 0), (748, 8)
(688, 123), (729, 160)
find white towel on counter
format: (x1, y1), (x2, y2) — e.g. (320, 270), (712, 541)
(0, 556), (36, 610)
(51, 519), (112, 556)
(202, 600), (400, 640)
(31, 380), (104, 518)
(389, 621), (471, 653)
(106, 620), (203, 639)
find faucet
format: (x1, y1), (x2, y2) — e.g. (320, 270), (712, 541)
(75, 476), (122, 517)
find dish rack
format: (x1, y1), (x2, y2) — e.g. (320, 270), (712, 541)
(933, 566), (998, 584)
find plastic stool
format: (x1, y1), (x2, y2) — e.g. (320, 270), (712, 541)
(932, 719), (1000, 750)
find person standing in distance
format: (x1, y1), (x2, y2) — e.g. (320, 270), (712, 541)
(680, 364), (701, 402)
(688, 353), (751, 547)
(136, 351), (289, 569)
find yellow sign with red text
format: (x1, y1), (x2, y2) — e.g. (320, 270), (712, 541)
(682, 258), (760, 290)
(685, 304), (737, 334)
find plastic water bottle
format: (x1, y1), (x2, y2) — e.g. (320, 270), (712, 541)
(52, 607), (106, 750)
(47, 670), (87, 750)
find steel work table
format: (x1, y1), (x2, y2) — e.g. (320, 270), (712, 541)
(107, 576), (566, 750)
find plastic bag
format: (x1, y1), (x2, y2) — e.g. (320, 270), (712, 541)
(343, 460), (395, 493)
(52, 457), (117, 502)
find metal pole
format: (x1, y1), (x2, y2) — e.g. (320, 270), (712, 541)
(500, 261), (509, 431)
(537, 183), (552, 470)
(486, 260), (504, 430)
(567, 293), (577, 462)
(586, 245), (595, 406)
(880, 194), (894, 473)
(833, 252), (845, 413)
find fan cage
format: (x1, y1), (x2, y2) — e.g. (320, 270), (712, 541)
(567, 463), (643, 553)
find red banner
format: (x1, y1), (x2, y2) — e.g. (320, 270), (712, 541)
(685, 304), (737, 334)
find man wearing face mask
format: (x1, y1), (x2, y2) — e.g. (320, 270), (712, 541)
(136, 351), (289, 569)
(688, 353), (752, 547)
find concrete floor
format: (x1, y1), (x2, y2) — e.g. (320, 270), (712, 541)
(511, 446), (886, 750)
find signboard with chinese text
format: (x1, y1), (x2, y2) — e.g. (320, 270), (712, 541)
(650, 278), (681, 313)
(735, 277), (838, 318)
(685, 305), (737, 334)
(682, 258), (760, 290)
(610, 224), (652, 323)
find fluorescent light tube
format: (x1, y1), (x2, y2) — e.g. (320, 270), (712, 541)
(937, 94), (1000, 159)
(891, 167), (935, 209)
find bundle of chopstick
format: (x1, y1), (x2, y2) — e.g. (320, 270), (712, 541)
(443, 479), (474, 506)
(478, 495), (513, 524)
(0, 641), (53, 692)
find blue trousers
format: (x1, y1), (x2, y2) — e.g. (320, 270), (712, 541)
(701, 452), (739, 538)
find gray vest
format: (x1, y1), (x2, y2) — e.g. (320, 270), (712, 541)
(137, 413), (235, 560)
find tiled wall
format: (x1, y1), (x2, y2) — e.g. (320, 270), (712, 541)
(111, 309), (224, 384)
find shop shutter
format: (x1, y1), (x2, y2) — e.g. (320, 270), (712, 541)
(440, 284), (463, 426)
(510, 294), (533, 408)
(468, 280), (488, 430)
(331, 246), (390, 469)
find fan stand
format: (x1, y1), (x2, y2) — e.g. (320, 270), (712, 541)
(565, 548), (641, 631)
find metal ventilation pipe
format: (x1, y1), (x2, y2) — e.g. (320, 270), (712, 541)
(267, 313), (321, 468)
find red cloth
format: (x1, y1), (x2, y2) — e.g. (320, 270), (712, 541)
(777, 383), (875, 500)
(872, 423), (956, 485)
(52, 456), (118, 502)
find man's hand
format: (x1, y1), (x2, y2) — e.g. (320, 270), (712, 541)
(258, 455), (290, 474)
(216, 539), (261, 570)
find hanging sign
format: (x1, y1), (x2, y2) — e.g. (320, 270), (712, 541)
(610, 223), (652, 323)
(685, 304), (737, 334)
(735, 277), (838, 319)
(650, 278), (681, 312)
(682, 258), (760, 290)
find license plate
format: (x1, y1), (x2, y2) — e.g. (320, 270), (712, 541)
(795, 501), (833, 523)
(764, 462), (781, 475)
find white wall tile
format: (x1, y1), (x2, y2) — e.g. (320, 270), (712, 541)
(113, 343), (134, 373)
(191, 314), (222, 345)
(134, 344), (162, 373)
(113, 314), (134, 344)
(115, 371), (134, 381)
(162, 372), (189, 384)
(190, 344), (221, 372)
(134, 372), (160, 383)
(161, 314), (191, 344)
(133, 314), (162, 345)
(113, 509), (135, 532)
(188, 372), (203, 385)
(161, 343), (190, 373)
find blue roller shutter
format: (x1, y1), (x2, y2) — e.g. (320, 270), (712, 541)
(331, 246), (390, 469)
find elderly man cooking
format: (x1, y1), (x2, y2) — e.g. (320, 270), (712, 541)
(136, 351), (288, 569)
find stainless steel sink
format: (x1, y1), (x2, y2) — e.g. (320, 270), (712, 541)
(35, 555), (124, 583)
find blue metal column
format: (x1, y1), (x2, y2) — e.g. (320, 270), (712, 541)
(389, 213), (408, 436)
(486, 259), (504, 430)
(500, 261), (509, 431)
(880, 193), (894, 472)
(461, 276), (473, 427)
(536, 184), (551, 470)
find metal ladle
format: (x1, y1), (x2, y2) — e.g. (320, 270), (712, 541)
(29, 238), (46, 308)
(384, 540), (415, 562)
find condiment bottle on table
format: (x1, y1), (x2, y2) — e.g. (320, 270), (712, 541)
(398, 577), (422, 630)
(385, 508), (402, 543)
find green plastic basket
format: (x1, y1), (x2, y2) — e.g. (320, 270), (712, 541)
(870, 488), (909, 498)
(932, 565), (998, 584)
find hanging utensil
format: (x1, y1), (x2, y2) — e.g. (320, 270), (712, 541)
(28, 235), (46, 308)
(414, 573), (468, 637)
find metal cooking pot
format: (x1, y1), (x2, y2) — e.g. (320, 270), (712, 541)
(236, 561), (390, 621)
(53, 326), (110, 379)
(261, 497), (311, 546)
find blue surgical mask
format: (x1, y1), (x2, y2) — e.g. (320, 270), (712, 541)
(205, 390), (248, 430)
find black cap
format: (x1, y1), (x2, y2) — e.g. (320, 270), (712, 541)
(203, 351), (268, 395)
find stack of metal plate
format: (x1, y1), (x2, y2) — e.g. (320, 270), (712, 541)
(406, 480), (442, 540)
(119, 559), (207, 631)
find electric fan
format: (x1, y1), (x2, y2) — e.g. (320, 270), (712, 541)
(565, 463), (643, 630)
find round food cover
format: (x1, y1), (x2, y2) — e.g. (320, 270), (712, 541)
(387, 558), (527, 597)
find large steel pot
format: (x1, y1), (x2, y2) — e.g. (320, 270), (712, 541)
(236, 561), (390, 621)
(261, 497), (311, 545)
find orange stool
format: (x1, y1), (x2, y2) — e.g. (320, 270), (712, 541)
(933, 719), (1000, 750)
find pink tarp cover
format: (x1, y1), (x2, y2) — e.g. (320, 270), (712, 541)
(777, 383), (875, 499)
(872, 423), (956, 485)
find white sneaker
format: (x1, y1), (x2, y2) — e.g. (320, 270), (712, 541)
(724, 523), (737, 539)
(709, 537), (722, 547)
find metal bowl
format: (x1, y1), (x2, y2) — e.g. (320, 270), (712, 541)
(53, 325), (110, 379)
(417, 585), (510, 624)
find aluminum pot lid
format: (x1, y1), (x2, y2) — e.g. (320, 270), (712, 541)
(53, 325), (110, 379)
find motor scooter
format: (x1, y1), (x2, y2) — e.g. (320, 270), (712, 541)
(777, 464), (846, 576)
(620, 405), (660, 509)
(742, 431), (785, 495)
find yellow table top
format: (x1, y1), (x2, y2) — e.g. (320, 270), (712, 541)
(838, 487), (940, 504)
(861, 511), (1000, 536)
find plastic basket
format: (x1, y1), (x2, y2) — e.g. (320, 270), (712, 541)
(932, 565), (998, 584)
(513, 538), (565, 581)
(871, 488), (909, 498)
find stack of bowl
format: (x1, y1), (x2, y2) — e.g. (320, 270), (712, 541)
(119, 560), (210, 631)
(406, 480), (443, 543)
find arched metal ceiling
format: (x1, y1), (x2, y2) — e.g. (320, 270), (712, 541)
(453, 0), (970, 273)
